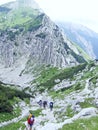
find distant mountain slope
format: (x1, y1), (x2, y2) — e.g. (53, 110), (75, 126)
(56, 22), (98, 59)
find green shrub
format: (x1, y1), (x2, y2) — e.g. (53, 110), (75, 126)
(74, 83), (81, 90)
(0, 83), (32, 113)
(0, 121), (25, 130)
(79, 98), (95, 108)
(37, 63), (87, 90)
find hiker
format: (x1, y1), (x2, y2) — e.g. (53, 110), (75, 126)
(38, 100), (42, 108)
(49, 101), (53, 111)
(27, 114), (35, 130)
(43, 101), (47, 109)
(26, 114), (32, 130)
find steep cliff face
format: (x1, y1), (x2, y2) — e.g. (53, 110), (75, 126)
(26, 14), (87, 69)
(0, 14), (87, 68)
(0, 0), (89, 86)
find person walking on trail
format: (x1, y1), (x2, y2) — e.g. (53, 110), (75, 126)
(49, 101), (53, 111)
(43, 101), (47, 109)
(38, 100), (42, 108)
(27, 114), (35, 130)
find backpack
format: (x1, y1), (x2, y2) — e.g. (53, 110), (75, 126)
(50, 102), (53, 107)
(28, 117), (34, 125)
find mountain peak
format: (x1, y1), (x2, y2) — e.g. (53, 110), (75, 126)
(16, 0), (40, 9)
(1, 0), (42, 11)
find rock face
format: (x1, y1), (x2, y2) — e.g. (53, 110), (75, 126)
(0, 0), (88, 86)
(57, 22), (98, 59)
(0, 1), (87, 68)
(0, 18), (87, 69)
(27, 15), (87, 68)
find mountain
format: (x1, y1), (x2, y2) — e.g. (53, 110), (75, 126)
(0, 0), (89, 87)
(56, 22), (98, 59)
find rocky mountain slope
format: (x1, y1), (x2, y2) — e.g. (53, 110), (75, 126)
(0, 61), (98, 130)
(0, 0), (90, 87)
(57, 22), (98, 59)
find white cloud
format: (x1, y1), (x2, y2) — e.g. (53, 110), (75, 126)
(0, 0), (15, 5)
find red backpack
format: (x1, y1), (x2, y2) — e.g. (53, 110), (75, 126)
(28, 117), (34, 125)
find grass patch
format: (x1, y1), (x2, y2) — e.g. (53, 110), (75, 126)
(81, 63), (98, 80)
(79, 98), (95, 108)
(65, 105), (74, 117)
(81, 71), (93, 80)
(24, 98), (30, 104)
(90, 75), (98, 85)
(36, 63), (87, 92)
(0, 7), (39, 30)
(49, 91), (63, 99)
(29, 109), (42, 117)
(59, 116), (98, 130)
(0, 106), (21, 123)
(0, 120), (25, 130)
(49, 81), (84, 100)
(0, 83), (32, 123)
(34, 66), (60, 85)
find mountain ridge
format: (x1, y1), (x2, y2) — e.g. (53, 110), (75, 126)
(56, 21), (98, 59)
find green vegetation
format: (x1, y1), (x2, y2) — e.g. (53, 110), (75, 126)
(24, 13), (44, 32)
(0, 83), (31, 113)
(79, 98), (95, 108)
(0, 7), (39, 30)
(87, 62), (95, 70)
(54, 110), (66, 122)
(0, 7), (44, 42)
(40, 120), (48, 126)
(60, 116), (98, 130)
(54, 105), (75, 123)
(29, 109), (42, 117)
(65, 105), (74, 117)
(90, 75), (98, 85)
(34, 67), (60, 85)
(49, 91), (62, 99)
(72, 42), (92, 62)
(0, 120), (25, 130)
(35, 63), (87, 91)
(70, 50), (86, 63)
(81, 63), (98, 81)
(0, 104), (21, 123)
(82, 71), (93, 80)
(49, 82), (84, 100)
(60, 82), (83, 92)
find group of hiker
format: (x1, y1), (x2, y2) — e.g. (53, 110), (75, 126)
(38, 100), (54, 111)
(26, 100), (53, 130)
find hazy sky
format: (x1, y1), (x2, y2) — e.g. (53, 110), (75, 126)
(0, 0), (98, 33)
(36, 0), (98, 33)
(0, 0), (15, 5)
